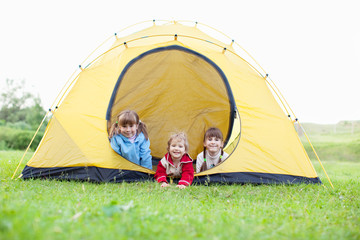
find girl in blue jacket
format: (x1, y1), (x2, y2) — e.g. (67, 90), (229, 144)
(108, 110), (152, 169)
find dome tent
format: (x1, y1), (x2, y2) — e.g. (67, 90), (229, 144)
(19, 20), (321, 184)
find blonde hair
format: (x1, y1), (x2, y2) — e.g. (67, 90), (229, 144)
(108, 110), (149, 139)
(167, 132), (189, 152)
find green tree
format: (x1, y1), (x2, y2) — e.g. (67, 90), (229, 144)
(0, 79), (46, 129)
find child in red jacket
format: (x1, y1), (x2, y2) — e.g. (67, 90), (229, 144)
(154, 132), (194, 189)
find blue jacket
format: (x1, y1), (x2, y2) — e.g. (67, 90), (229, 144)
(110, 132), (152, 169)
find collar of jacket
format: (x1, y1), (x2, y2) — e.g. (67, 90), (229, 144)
(118, 132), (145, 143)
(164, 152), (193, 167)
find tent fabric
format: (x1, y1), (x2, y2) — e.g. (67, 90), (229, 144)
(106, 45), (235, 158)
(22, 165), (153, 182)
(22, 165), (319, 184)
(21, 21), (321, 184)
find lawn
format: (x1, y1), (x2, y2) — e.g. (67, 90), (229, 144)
(1, 150), (359, 240)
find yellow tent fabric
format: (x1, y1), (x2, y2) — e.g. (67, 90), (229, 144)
(22, 21), (320, 184)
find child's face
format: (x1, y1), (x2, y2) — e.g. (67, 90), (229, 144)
(204, 136), (223, 155)
(168, 138), (186, 161)
(119, 123), (138, 138)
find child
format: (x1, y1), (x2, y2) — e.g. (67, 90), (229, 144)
(196, 127), (229, 173)
(109, 110), (152, 169)
(154, 132), (194, 189)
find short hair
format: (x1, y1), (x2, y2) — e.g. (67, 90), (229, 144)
(167, 132), (189, 152)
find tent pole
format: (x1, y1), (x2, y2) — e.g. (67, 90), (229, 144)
(11, 111), (50, 179)
(264, 77), (291, 118)
(267, 76), (297, 119)
(299, 123), (335, 189)
(265, 76), (334, 189)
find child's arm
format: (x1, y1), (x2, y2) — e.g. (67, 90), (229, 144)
(196, 153), (203, 173)
(139, 139), (152, 169)
(154, 161), (168, 184)
(178, 162), (194, 186)
(110, 136), (122, 155)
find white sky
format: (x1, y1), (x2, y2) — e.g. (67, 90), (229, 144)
(1, 0), (359, 124)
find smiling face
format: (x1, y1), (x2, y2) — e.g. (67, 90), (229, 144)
(119, 123), (138, 138)
(204, 136), (223, 156)
(168, 138), (186, 162)
(117, 110), (139, 139)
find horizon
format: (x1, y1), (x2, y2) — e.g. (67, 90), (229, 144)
(1, 0), (359, 124)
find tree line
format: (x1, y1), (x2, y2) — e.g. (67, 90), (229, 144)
(0, 79), (47, 150)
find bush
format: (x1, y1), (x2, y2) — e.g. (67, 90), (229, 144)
(0, 126), (43, 150)
(0, 140), (8, 150)
(5, 121), (32, 130)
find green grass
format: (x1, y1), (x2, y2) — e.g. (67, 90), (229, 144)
(1, 151), (359, 240)
(300, 124), (360, 162)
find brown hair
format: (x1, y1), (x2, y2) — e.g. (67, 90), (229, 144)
(166, 132), (189, 152)
(108, 110), (149, 140)
(203, 127), (224, 142)
(200, 127), (224, 172)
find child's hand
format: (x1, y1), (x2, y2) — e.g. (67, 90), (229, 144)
(176, 184), (187, 189)
(161, 182), (170, 188)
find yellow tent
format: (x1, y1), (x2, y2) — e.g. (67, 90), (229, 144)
(21, 20), (321, 184)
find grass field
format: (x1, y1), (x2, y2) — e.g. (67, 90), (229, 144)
(1, 123), (360, 239)
(299, 122), (360, 162)
(1, 148), (359, 240)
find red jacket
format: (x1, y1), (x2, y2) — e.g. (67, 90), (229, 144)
(154, 153), (194, 186)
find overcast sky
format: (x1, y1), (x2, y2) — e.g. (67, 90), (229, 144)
(1, 0), (359, 124)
